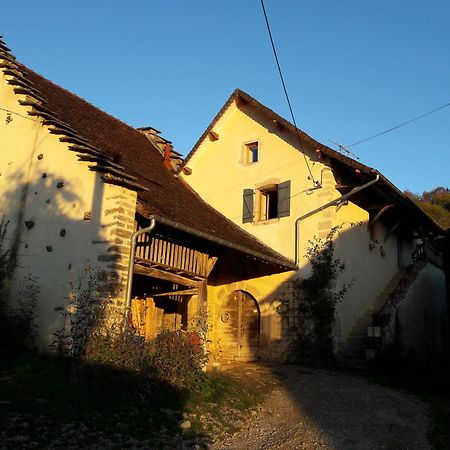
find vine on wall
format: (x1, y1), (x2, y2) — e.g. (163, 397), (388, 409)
(287, 224), (355, 362)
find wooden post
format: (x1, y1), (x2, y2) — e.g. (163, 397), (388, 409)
(197, 279), (208, 333)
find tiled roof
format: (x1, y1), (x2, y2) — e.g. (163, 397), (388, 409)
(183, 89), (443, 235)
(0, 37), (295, 270)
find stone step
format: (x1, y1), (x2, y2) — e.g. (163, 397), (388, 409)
(341, 270), (407, 360)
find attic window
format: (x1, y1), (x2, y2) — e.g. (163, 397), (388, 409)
(246, 142), (259, 164)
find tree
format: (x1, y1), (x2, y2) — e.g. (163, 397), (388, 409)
(405, 187), (450, 230)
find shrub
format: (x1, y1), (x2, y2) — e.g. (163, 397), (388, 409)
(82, 328), (207, 400)
(145, 330), (207, 391)
(0, 218), (38, 354)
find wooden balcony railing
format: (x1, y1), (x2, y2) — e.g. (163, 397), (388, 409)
(135, 233), (209, 279)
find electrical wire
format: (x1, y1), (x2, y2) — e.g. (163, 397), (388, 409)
(0, 106), (39, 122)
(260, 0), (319, 187)
(346, 101), (450, 148)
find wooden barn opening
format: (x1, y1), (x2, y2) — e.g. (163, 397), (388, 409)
(128, 215), (216, 339)
(219, 290), (261, 362)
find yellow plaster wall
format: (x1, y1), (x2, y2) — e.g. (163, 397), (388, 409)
(0, 71), (137, 350)
(206, 270), (296, 363)
(184, 103), (412, 351)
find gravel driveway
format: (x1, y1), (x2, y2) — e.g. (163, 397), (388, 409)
(212, 364), (430, 450)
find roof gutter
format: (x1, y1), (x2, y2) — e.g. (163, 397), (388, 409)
(294, 174), (380, 267)
(148, 214), (296, 269)
(124, 214), (295, 325)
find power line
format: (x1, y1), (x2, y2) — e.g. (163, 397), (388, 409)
(346, 101), (450, 148)
(0, 106), (39, 122)
(260, 0), (319, 187)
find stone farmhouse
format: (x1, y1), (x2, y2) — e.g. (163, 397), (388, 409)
(0, 36), (446, 364)
(181, 89), (447, 363)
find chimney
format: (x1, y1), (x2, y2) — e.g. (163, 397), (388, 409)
(163, 143), (172, 170)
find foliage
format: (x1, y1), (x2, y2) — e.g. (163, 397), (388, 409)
(146, 330), (208, 390)
(0, 353), (271, 449)
(288, 225), (354, 362)
(84, 328), (207, 397)
(0, 217), (38, 354)
(52, 271), (102, 358)
(405, 186), (450, 229)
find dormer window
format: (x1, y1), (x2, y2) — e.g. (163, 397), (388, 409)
(246, 142), (259, 164)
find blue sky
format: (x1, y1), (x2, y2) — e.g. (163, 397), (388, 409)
(2, 1), (449, 193)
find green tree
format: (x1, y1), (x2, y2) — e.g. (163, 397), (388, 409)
(405, 187), (450, 229)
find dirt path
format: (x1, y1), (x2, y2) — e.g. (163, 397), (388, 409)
(211, 365), (430, 450)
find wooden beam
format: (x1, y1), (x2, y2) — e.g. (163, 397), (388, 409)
(152, 288), (198, 297)
(208, 131), (219, 141)
(368, 204), (395, 230)
(273, 119), (284, 131)
(134, 264), (199, 287)
(364, 203), (396, 210)
(197, 279), (208, 328)
(384, 220), (402, 243)
(135, 257), (205, 279)
(235, 94), (247, 107)
(206, 256), (218, 277)
(336, 200), (349, 212)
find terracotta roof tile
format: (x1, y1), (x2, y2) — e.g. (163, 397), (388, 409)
(13, 66), (295, 269)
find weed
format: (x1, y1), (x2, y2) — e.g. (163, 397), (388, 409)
(0, 217), (38, 354)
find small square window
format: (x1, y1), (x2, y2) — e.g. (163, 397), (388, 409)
(246, 142), (259, 164)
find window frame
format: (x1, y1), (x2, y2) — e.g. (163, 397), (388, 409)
(258, 184), (278, 221)
(242, 180), (291, 224)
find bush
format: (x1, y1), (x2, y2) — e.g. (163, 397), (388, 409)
(82, 328), (207, 401)
(0, 218), (37, 354)
(146, 330), (207, 391)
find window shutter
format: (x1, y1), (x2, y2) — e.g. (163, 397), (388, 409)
(277, 180), (291, 218)
(242, 189), (254, 223)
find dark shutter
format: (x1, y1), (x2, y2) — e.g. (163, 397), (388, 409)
(277, 180), (291, 218)
(242, 189), (254, 223)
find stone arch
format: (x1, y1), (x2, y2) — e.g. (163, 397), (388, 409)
(217, 289), (260, 361)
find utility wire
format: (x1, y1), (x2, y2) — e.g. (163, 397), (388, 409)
(0, 106), (39, 122)
(260, 0), (319, 187)
(346, 101), (450, 148)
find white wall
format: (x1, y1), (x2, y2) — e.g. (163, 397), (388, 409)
(0, 68), (137, 350)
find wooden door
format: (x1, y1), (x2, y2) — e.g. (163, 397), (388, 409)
(220, 291), (260, 361)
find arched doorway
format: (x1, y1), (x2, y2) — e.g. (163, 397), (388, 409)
(220, 290), (260, 361)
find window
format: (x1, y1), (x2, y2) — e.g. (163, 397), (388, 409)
(242, 180), (291, 223)
(246, 142), (259, 164)
(259, 185), (278, 220)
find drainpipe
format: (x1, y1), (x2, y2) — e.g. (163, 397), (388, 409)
(124, 217), (156, 330)
(124, 210), (298, 328)
(294, 174), (380, 267)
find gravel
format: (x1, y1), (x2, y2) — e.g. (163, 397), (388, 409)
(212, 365), (430, 450)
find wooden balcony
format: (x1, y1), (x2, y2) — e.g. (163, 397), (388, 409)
(134, 232), (212, 287)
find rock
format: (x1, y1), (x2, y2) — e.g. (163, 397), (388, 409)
(180, 420), (192, 430)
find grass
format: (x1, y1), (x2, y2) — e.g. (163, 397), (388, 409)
(0, 353), (271, 449)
